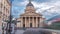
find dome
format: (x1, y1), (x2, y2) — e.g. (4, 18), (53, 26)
(27, 2), (34, 7)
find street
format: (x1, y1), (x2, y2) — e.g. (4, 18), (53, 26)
(15, 29), (25, 34)
(14, 28), (51, 34)
(0, 28), (60, 34)
(15, 28), (60, 34)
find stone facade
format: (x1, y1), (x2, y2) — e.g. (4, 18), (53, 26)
(17, 0), (45, 28)
(0, 0), (10, 27)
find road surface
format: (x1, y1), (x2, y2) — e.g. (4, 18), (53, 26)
(15, 30), (25, 34)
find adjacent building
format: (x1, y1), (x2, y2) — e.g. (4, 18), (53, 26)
(0, 0), (11, 28)
(17, 0), (45, 28)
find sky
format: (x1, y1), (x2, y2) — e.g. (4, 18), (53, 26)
(11, 0), (60, 20)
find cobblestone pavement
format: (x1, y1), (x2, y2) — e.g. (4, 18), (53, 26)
(15, 30), (25, 34)
(1, 28), (59, 34)
(15, 28), (51, 34)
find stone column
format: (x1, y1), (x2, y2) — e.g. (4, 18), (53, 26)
(21, 17), (23, 28)
(39, 18), (41, 27)
(36, 17), (38, 27)
(25, 17), (27, 27)
(29, 17), (30, 27)
(32, 17), (34, 27)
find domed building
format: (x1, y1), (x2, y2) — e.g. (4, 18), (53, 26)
(17, 0), (45, 28)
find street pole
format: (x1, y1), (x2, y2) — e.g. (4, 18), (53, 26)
(6, 0), (14, 34)
(6, 2), (13, 34)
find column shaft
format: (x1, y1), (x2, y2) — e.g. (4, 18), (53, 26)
(25, 17), (27, 27)
(29, 17), (30, 27)
(32, 17), (34, 27)
(21, 17), (23, 27)
(36, 17), (38, 27)
(39, 18), (41, 27)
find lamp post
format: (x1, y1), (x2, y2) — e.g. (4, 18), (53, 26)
(6, 0), (14, 34)
(6, 16), (13, 34)
(2, 15), (13, 34)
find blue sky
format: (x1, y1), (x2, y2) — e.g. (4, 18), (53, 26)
(11, 0), (60, 20)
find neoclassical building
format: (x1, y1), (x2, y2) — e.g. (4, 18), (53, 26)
(17, 0), (45, 28)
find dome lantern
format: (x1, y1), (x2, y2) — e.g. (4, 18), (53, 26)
(27, 0), (34, 7)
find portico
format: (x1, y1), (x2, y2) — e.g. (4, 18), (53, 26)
(20, 16), (41, 28)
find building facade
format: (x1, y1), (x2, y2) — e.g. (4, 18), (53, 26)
(17, 0), (45, 28)
(0, 0), (10, 27)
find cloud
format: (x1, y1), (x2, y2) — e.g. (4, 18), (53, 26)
(31, 0), (60, 19)
(12, 0), (28, 6)
(32, 0), (60, 13)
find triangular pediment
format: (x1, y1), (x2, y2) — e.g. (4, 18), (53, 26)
(20, 12), (42, 16)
